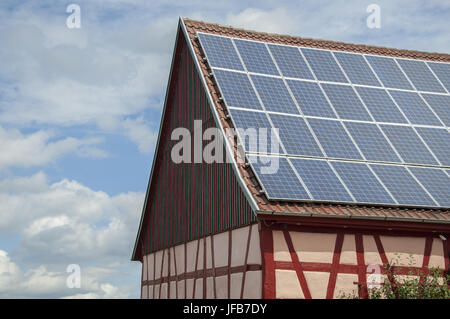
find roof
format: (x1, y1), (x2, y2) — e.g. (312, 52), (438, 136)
(182, 18), (450, 224)
(183, 18), (450, 62)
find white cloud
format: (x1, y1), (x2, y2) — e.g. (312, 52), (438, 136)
(0, 250), (21, 289)
(0, 250), (130, 298)
(0, 25), (167, 125)
(0, 173), (143, 253)
(122, 117), (158, 154)
(23, 215), (71, 238)
(0, 125), (106, 171)
(224, 2), (450, 53)
(226, 8), (298, 35)
(0, 3), (170, 153)
(62, 283), (129, 299)
(0, 172), (143, 261)
(0, 172), (143, 298)
(0, 171), (48, 194)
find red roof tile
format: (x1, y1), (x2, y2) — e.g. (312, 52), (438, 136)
(184, 18), (450, 62)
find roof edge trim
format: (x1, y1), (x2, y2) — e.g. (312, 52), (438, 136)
(256, 210), (450, 224)
(131, 18), (183, 262)
(180, 17), (260, 212)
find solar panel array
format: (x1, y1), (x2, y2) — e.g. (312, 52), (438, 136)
(198, 32), (450, 208)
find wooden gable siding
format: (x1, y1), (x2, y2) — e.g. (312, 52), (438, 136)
(136, 31), (255, 260)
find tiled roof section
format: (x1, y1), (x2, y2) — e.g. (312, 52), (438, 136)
(183, 18), (450, 223)
(184, 18), (450, 62)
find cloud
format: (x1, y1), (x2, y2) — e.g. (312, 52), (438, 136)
(0, 2), (170, 153)
(61, 283), (129, 299)
(0, 22), (168, 126)
(122, 117), (158, 154)
(226, 8), (298, 35)
(0, 173), (143, 259)
(0, 172), (143, 297)
(0, 250), (130, 298)
(224, 2), (450, 53)
(0, 126), (106, 171)
(225, 8), (298, 34)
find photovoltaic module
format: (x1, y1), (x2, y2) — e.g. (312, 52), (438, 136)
(198, 32), (450, 208)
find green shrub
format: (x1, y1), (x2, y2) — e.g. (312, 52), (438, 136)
(339, 254), (450, 299)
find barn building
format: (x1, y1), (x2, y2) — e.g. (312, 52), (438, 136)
(132, 18), (450, 299)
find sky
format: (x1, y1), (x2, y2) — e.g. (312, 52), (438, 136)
(0, 0), (448, 299)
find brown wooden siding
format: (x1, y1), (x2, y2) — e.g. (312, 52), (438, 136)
(137, 32), (255, 260)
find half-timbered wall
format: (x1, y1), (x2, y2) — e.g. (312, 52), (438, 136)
(141, 224), (262, 299)
(261, 224), (449, 299)
(135, 30), (255, 260)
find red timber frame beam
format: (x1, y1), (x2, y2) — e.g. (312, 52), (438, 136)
(261, 226), (276, 299)
(326, 233), (344, 299)
(259, 214), (450, 299)
(143, 264), (262, 287)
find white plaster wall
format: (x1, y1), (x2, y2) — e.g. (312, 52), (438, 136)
(141, 224), (262, 299)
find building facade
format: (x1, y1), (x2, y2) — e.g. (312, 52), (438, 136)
(132, 18), (450, 299)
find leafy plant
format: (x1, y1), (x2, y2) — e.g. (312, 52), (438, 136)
(339, 254), (450, 299)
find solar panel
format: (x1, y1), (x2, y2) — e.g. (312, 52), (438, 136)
(250, 75), (299, 114)
(334, 52), (381, 87)
(198, 33), (244, 71)
(198, 32), (450, 208)
(397, 59), (446, 93)
(415, 127), (450, 166)
(268, 44), (314, 80)
(388, 90), (442, 126)
(248, 156), (310, 200)
(331, 161), (395, 204)
(380, 125), (438, 165)
(269, 114), (323, 157)
(307, 118), (363, 160)
(421, 93), (450, 126)
(355, 86), (408, 124)
(234, 39), (279, 75)
(213, 69), (261, 109)
(370, 164), (436, 206)
(365, 55), (413, 90)
(321, 83), (372, 121)
(228, 109), (281, 154)
(344, 122), (402, 163)
(408, 167), (450, 207)
(301, 48), (348, 83)
(427, 62), (450, 92)
(287, 80), (336, 118)
(290, 158), (353, 202)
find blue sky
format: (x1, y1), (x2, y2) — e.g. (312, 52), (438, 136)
(0, 0), (448, 298)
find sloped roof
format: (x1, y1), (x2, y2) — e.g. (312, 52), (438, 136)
(184, 18), (450, 62)
(182, 18), (450, 224)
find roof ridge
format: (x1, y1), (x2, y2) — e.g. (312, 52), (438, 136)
(183, 17), (450, 62)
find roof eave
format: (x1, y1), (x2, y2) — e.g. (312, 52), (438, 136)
(256, 209), (450, 224)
